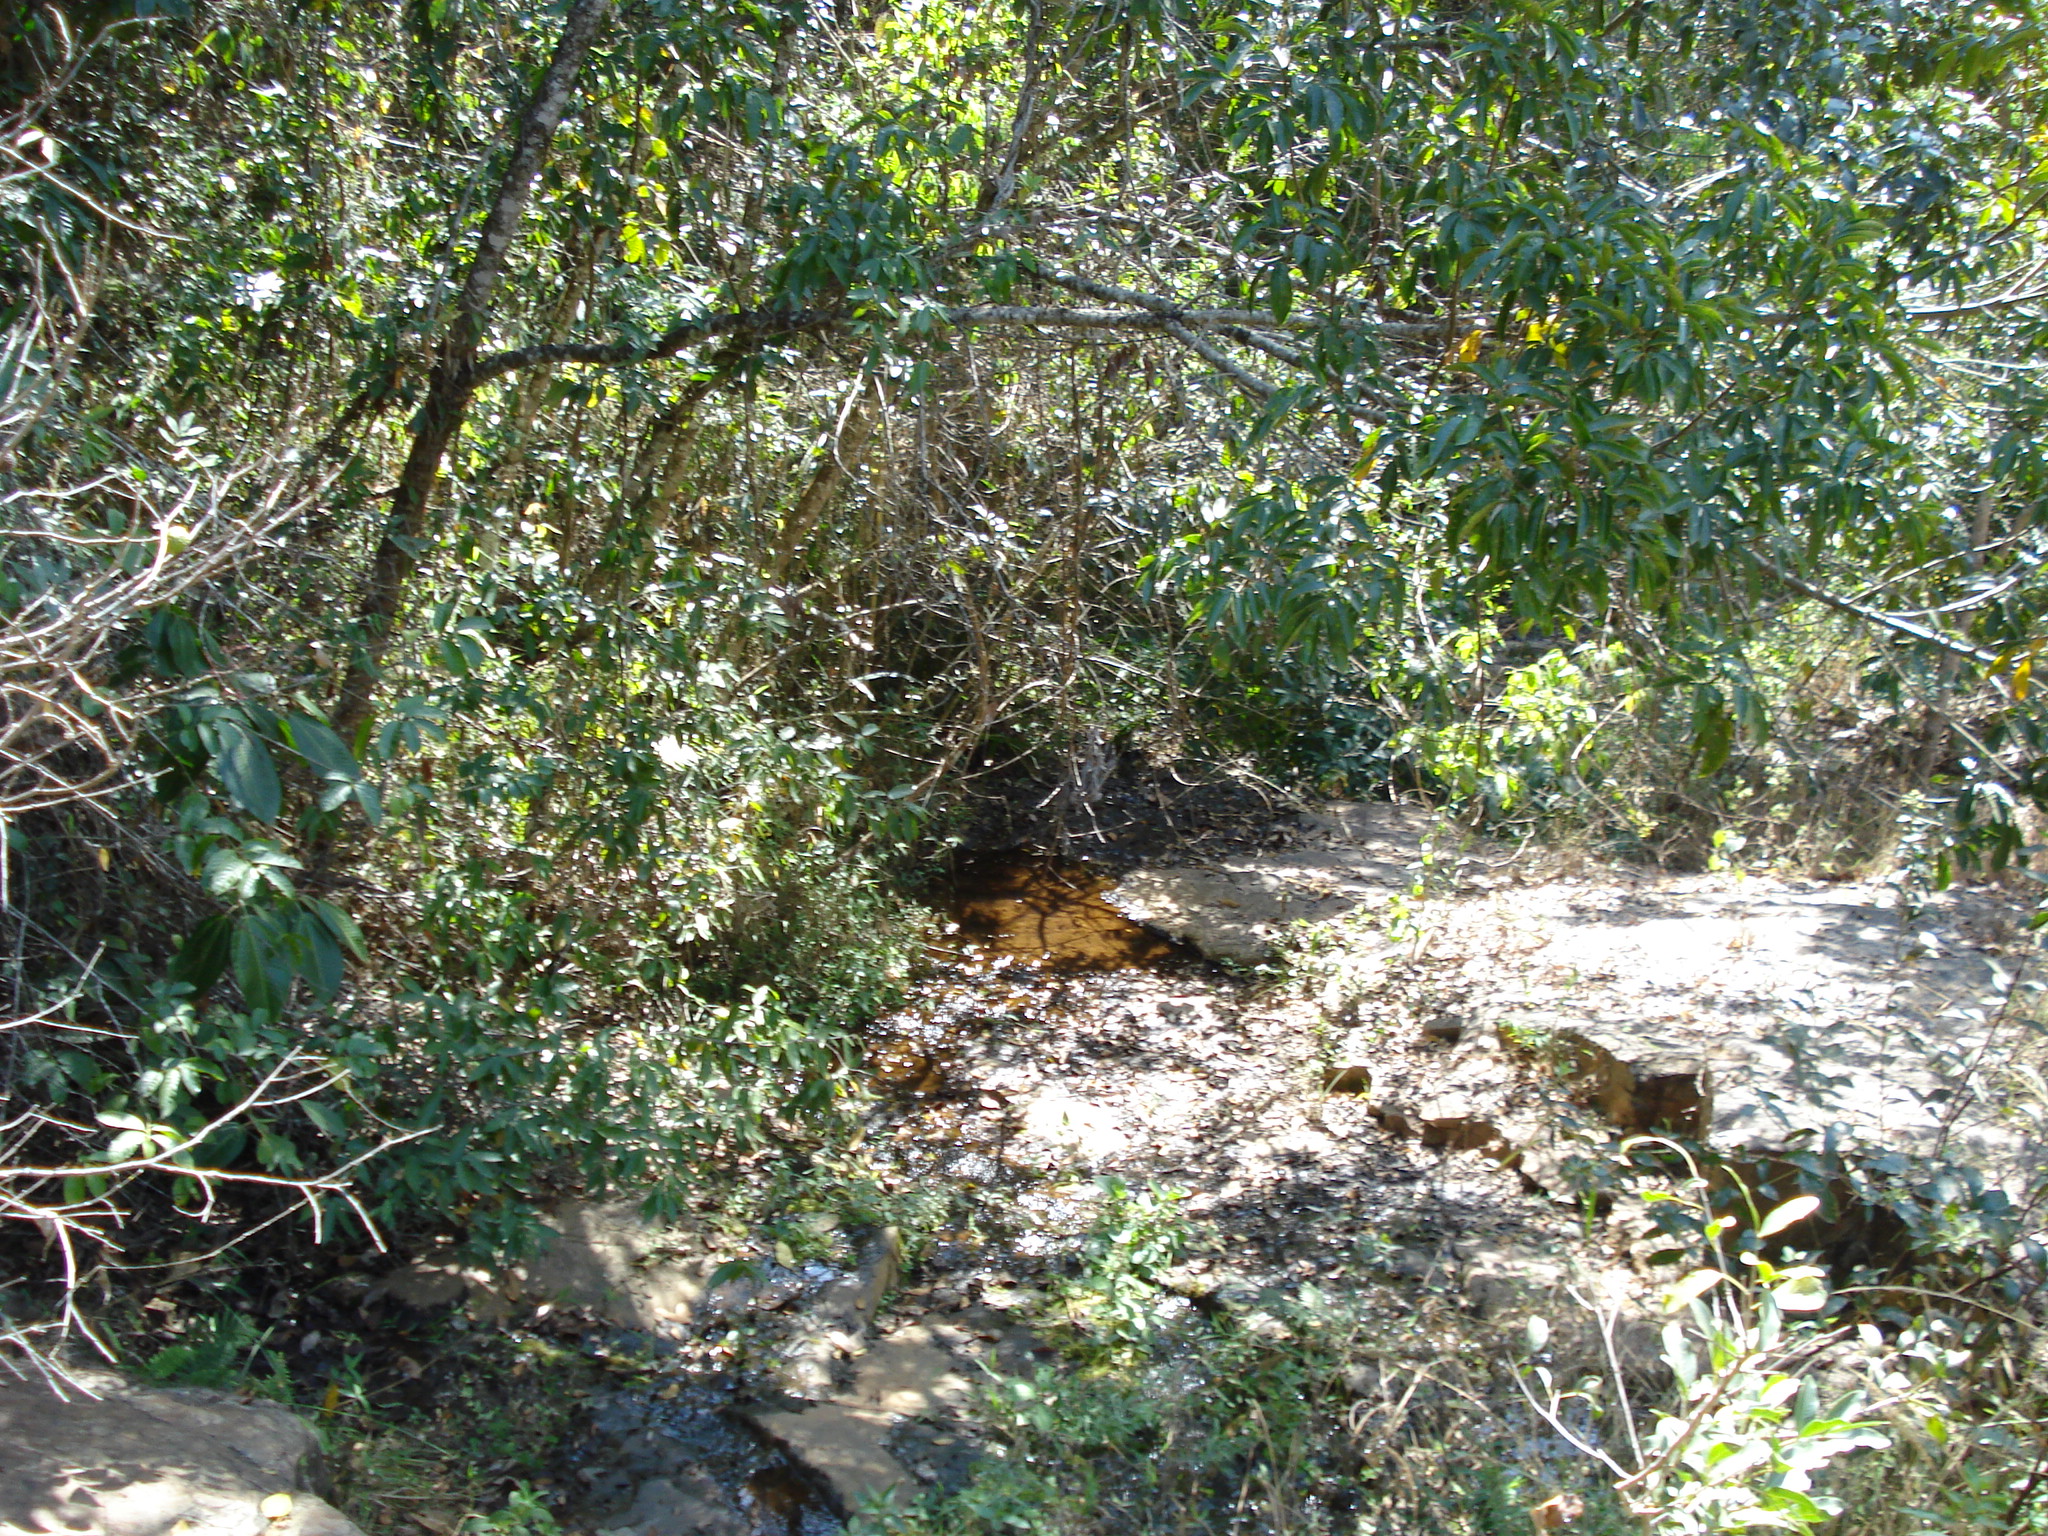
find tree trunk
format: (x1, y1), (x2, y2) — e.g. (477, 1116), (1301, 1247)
(768, 380), (881, 582)
(334, 0), (614, 747)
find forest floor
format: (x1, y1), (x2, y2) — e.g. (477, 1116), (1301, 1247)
(386, 783), (2041, 1536)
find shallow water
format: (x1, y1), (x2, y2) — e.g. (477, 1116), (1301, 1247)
(934, 852), (1193, 971)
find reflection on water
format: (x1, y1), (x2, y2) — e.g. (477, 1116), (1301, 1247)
(934, 852), (1189, 971)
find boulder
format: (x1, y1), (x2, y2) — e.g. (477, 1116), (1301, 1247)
(593, 1474), (746, 1536)
(0, 1367), (362, 1536)
(374, 1199), (710, 1330)
(1556, 1023), (1710, 1137)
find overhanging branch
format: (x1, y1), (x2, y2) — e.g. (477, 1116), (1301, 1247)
(1762, 559), (2003, 667)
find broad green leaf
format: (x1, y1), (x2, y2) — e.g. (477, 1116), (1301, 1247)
(214, 720), (281, 824)
(285, 712), (362, 783)
(169, 915), (234, 995)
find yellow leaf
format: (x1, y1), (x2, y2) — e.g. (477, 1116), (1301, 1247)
(1664, 1268), (1725, 1310)
(2016, 654), (2033, 701)
(260, 1494), (294, 1522)
(1757, 1194), (1821, 1238)
(1455, 329), (1485, 364)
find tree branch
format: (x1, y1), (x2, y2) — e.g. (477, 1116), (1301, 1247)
(1762, 559), (2003, 667)
(334, 0), (615, 743)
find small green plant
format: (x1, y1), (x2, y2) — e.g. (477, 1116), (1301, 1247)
(1518, 1146), (1920, 1534)
(1054, 1178), (1189, 1357)
(139, 1308), (292, 1400)
(461, 1484), (561, 1536)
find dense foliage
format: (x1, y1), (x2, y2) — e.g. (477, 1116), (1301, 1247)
(6, 0), (2048, 1353)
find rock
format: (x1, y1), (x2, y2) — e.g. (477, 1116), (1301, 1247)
(368, 1264), (467, 1311)
(379, 1200), (710, 1331)
(749, 1321), (984, 1511)
(0, 1367), (362, 1536)
(596, 1475), (746, 1536)
(1421, 1011), (1467, 1043)
(746, 1405), (906, 1511)
(1371, 1094), (1501, 1152)
(772, 1227), (901, 1399)
(1456, 1242), (1565, 1319)
(1104, 801), (1438, 963)
(1321, 1027), (1375, 1094)
(1556, 1024), (1709, 1137)
(844, 1328), (975, 1418)
(1413, 1093), (1501, 1152)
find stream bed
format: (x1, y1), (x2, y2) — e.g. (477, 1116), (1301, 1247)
(539, 850), (1553, 1536)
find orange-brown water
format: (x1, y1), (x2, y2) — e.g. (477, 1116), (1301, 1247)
(934, 852), (1186, 971)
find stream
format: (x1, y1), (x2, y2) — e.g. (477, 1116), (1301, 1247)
(544, 850), (1548, 1536)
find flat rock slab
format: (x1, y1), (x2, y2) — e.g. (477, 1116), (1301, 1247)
(593, 1474), (747, 1536)
(1387, 874), (2038, 1184)
(745, 1319), (986, 1512)
(0, 1369), (361, 1536)
(1106, 802), (1440, 963)
(377, 1199), (711, 1330)
(843, 1329), (976, 1418)
(747, 1404), (906, 1512)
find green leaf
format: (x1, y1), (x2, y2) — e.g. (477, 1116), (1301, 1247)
(308, 898), (369, 961)
(1759, 1486), (1830, 1524)
(1269, 264), (1293, 322)
(285, 712), (361, 783)
(303, 1099), (347, 1138)
(215, 720), (281, 823)
(231, 920), (291, 1019)
(706, 1258), (762, 1289)
(169, 915), (234, 995)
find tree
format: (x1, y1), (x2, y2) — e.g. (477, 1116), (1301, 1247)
(5, 0), (2048, 1318)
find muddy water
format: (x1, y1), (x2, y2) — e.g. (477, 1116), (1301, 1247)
(934, 853), (1192, 971)
(868, 853), (1201, 1104)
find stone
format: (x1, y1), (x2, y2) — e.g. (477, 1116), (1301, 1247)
(1371, 1094), (1502, 1152)
(1455, 1242), (1566, 1320)
(746, 1406), (907, 1511)
(1413, 1093), (1501, 1152)
(0, 1367), (362, 1536)
(378, 1200), (709, 1331)
(1321, 1064), (1370, 1094)
(1321, 1027), (1375, 1094)
(1104, 801), (1439, 963)
(1421, 1012), (1467, 1043)
(845, 1329), (975, 1418)
(597, 1476), (745, 1536)
(772, 1226), (902, 1398)
(1556, 1024), (1709, 1136)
